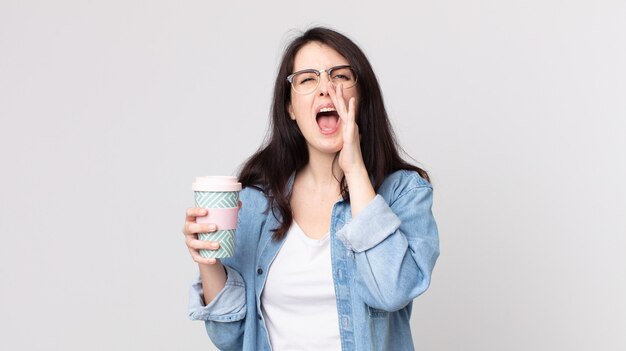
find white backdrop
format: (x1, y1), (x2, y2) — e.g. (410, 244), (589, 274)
(1, 1), (625, 350)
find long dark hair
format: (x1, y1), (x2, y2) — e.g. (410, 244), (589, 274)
(238, 27), (429, 240)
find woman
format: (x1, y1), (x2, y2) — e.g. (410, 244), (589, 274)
(184, 27), (439, 350)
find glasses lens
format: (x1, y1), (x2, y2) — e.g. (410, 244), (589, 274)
(330, 67), (357, 88)
(291, 71), (319, 94)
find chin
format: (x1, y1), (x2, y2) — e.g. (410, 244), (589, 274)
(317, 142), (344, 155)
(306, 138), (343, 155)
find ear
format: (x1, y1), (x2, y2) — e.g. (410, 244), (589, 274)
(288, 104), (296, 120)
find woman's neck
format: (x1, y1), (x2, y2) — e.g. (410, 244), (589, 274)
(298, 149), (343, 192)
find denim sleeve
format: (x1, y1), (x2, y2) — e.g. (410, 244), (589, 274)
(337, 186), (440, 312)
(188, 265), (246, 350)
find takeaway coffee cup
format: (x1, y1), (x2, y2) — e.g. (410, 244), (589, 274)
(192, 176), (242, 258)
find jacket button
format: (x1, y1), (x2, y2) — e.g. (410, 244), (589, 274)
(257, 268), (263, 274)
(342, 316), (350, 328)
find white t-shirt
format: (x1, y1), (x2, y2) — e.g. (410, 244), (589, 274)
(260, 221), (341, 351)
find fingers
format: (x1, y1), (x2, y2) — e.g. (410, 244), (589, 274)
(184, 226), (221, 265)
(186, 236), (221, 265)
(328, 82), (344, 117)
(182, 222), (217, 236)
(185, 207), (207, 222)
(348, 97), (355, 118)
(334, 82), (345, 110)
(188, 247), (220, 265)
(186, 238), (221, 251)
(183, 208), (223, 265)
(183, 207), (216, 235)
(186, 237), (221, 265)
(347, 97), (356, 130)
(328, 82), (354, 126)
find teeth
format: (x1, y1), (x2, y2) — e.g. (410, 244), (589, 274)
(319, 107), (336, 113)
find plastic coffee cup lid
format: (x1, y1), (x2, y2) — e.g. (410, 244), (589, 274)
(192, 176), (242, 192)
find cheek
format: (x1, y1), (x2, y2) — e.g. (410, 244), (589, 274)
(346, 89), (359, 104)
(291, 96), (313, 117)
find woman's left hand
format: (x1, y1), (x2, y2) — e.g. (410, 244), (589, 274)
(328, 82), (376, 214)
(328, 82), (366, 175)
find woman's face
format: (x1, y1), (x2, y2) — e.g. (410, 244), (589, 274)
(288, 42), (359, 156)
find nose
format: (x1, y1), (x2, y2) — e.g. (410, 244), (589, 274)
(318, 73), (333, 96)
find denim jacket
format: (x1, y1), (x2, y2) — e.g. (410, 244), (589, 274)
(189, 170), (440, 350)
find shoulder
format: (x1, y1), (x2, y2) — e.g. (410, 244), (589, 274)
(240, 185), (267, 202)
(378, 170), (432, 204)
(239, 186), (270, 213)
(380, 169), (432, 191)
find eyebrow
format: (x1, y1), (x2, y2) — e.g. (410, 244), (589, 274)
(291, 64), (351, 73)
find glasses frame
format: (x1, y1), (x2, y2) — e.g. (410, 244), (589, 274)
(286, 65), (357, 94)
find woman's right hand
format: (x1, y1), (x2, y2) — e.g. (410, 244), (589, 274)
(183, 207), (229, 303)
(182, 207), (221, 265)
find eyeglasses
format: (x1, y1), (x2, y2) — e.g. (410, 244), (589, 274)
(286, 65), (357, 95)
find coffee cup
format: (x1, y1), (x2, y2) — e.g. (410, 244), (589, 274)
(192, 176), (242, 258)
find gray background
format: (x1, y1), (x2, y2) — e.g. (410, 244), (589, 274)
(1, 1), (625, 350)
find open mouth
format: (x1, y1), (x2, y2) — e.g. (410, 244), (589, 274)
(316, 107), (340, 134)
